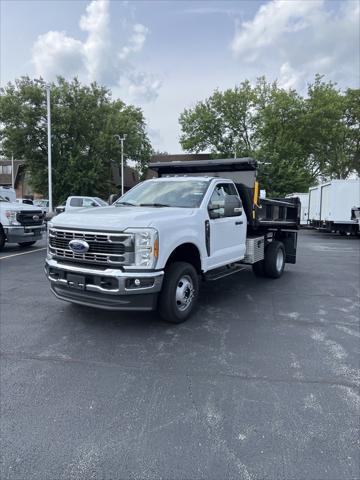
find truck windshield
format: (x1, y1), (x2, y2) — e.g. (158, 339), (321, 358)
(115, 180), (209, 208)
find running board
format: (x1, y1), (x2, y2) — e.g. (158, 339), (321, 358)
(204, 264), (246, 282)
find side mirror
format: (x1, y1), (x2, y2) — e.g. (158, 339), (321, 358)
(208, 201), (224, 219)
(223, 195), (243, 217)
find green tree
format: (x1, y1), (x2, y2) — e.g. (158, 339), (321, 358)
(303, 76), (360, 179)
(179, 81), (257, 158)
(179, 76), (359, 197)
(0, 76), (152, 203)
(254, 80), (314, 196)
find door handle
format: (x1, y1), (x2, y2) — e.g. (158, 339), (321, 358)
(235, 221), (243, 225)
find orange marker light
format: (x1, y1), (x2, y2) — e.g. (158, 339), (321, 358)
(153, 239), (159, 258)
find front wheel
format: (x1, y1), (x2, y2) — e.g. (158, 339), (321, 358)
(158, 262), (199, 324)
(18, 241), (37, 248)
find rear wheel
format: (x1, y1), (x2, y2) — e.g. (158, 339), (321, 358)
(158, 261), (199, 324)
(18, 241), (37, 248)
(264, 240), (285, 278)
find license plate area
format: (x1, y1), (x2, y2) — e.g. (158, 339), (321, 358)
(67, 273), (86, 290)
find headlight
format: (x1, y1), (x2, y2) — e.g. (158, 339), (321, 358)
(125, 228), (159, 268)
(5, 210), (20, 226)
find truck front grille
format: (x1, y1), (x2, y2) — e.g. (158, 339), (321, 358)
(49, 228), (134, 266)
(17, 210), (44, 226)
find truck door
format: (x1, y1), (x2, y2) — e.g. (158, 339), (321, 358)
(206, 182), (247, 270)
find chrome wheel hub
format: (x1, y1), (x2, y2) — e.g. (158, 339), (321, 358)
(276, 249), (284, 272)
(175, 275), (194, 312)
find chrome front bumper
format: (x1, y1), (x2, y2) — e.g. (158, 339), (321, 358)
(4, 224), (45, 243)
(45, 257), (164, 311)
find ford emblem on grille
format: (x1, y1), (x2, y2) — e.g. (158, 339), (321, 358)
(69, 239), (90, 253)
(32, 215), (40, 221)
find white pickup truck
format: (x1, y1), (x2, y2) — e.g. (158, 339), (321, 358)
(0, 195), (45, 250)
(55, 196), (108, 215)
(45, 158), (300, 323)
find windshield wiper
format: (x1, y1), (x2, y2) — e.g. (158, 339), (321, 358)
(138, 203), (170, 207)
(115, 201), (137, 206)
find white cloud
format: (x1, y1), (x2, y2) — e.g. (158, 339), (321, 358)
(119, 24), (149, 60)
(278, 62), (303, 90)
(79, 0), (111, 82)
(32, 31), (85, 79)
(231, 0), (323, 60)
(230, 0), (359, 90)
(122, 70), (162, 103)
(31, 0), (160, 102)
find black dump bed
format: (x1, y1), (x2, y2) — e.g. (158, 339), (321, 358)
(149, 158), (300, 234)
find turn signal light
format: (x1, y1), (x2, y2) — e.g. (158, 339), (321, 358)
(153, 239), (159, 258)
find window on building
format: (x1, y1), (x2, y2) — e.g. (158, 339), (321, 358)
(0, 165), (12, 174)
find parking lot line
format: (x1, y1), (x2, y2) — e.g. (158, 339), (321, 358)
(0, 247), (47, 260)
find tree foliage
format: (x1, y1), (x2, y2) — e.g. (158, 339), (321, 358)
(179, 76), (359, 196)
(0, 77), (152, 203)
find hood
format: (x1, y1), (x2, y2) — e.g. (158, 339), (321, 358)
(0, 201), (42, 212)
(51, 205), (196, 231)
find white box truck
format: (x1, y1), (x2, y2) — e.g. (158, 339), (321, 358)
(308, 186), (320, 226)
(308, 179), (360, 235)
(286, 193), (309, 225)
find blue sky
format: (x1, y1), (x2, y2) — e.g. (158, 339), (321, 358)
(1, 0), (359, 153)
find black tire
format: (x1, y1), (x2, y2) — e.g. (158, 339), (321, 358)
(252, 260), (266, 277)
(158, 261), (199, 324)
(264, 241), (286, 279)
(18, 241), (37, 248)
(0, 228), (5, 252)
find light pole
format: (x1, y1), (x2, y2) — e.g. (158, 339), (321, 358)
(35, 80), (52, 211)
(11, 154), (14, 189)
(115, 134), (127, 196)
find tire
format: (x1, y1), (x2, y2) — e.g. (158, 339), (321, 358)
(18, 241), (37, 248)
(252, 261), (266, 277)
(0, 228), (5, 252)
(264, 241), (285, 279)
(158, 261), (199, 324)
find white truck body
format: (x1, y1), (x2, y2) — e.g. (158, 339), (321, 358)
(286, 193), (309, 225)
(0, 197), (45, 249)
(308, 186), (320, 223)
(308, 179), (360, 234)
(320, 179), (360, 223)
(65, 196), (108, 211)
(0, 187), (16, 203)
(45, 158), (300, 323)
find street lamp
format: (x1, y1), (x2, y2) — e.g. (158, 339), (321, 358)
(35, 80), (52, 212)
(11, 154), (14, 189)
(115, 134), (127, 196)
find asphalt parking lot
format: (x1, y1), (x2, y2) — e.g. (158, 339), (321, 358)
(0, 230), (359, 480)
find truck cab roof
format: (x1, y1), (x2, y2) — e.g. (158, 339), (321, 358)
(147, 176), (232, 183)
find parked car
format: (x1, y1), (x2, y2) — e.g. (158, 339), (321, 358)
(0, 186), (16, 203)
(16, 198), (34, 205)
(0, 195), (45, 250)
(55, 201), (66, 215)
(33, 199), (50, 216)
(55, 196), (108, 215)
